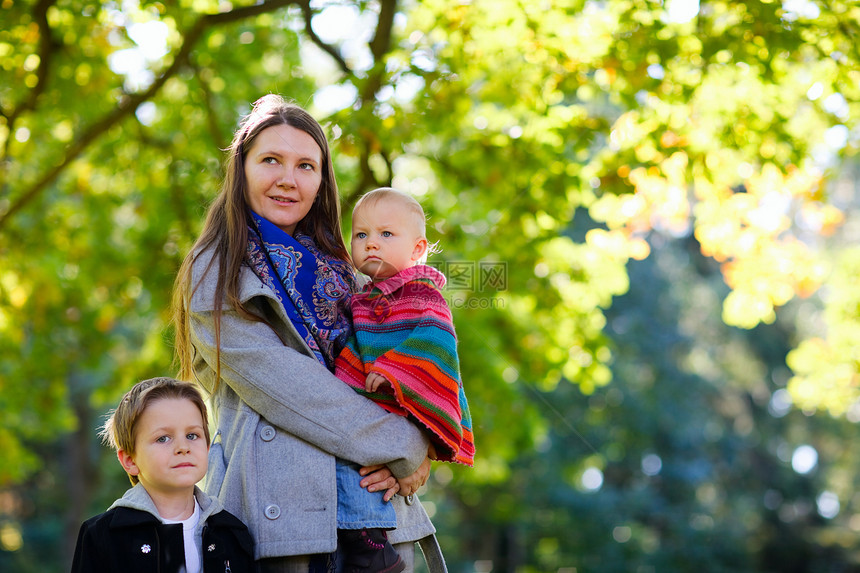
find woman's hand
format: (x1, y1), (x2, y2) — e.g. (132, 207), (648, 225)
(396, 456), (431, 497)
(359, 464), (399, 502)
(360, 456), (432, 501)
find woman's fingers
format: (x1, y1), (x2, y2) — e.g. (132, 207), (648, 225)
(358, 463), (386, 477)
(360, 465), (396, 493)
(382, 482), (400, 502)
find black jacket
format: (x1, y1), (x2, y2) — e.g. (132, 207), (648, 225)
(71, 485), (254, 573)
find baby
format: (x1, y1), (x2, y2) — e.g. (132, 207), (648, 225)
(333, 188), (475, 572)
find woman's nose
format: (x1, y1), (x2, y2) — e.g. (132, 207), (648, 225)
(276, 167), (296, 187)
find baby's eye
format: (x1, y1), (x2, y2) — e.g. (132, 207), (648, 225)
(156, 435), (170, 444)
(355, 232), (367, 239)
(382, 231), (393, 237)
(187, 433), (200, 441)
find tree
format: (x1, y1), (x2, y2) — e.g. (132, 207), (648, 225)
(1, 0), (858, 569)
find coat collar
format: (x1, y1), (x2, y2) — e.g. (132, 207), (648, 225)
(189, 246), (278, 313)
(187, 244), (319, 359)
(107, 483), (224, 528)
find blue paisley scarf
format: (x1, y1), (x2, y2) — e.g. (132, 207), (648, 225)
(246, 212), (357, 370)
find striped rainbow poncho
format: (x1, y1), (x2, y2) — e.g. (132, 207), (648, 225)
(334, 265), (475, 466)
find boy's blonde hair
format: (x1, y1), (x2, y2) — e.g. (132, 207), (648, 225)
(101, 377), (210, 485)
(353, 187), (427, 238)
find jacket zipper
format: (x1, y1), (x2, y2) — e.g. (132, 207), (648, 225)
(154, 526), (161, 573)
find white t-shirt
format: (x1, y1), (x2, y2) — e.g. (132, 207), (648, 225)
(162, 498), (201, 573)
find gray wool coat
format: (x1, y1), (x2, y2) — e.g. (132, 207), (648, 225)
(186, 246), (435, 560)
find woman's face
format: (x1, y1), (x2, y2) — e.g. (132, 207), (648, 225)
(245, 124), (323, 235)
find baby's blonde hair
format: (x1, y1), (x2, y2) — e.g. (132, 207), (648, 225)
(353, 187), (427, 238)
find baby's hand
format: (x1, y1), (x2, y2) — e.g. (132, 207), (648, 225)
(366, 372), (391, 393)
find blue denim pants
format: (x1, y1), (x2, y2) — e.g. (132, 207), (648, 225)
(335, 458), (397, 529)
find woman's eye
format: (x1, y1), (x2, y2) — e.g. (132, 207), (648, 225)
(263, 157), (278, 164)
(299, 162), (315, 171)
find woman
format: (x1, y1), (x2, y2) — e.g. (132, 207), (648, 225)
(172, 95), (442, 572)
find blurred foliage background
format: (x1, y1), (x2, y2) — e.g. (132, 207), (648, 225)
(1, 0), (859, 571)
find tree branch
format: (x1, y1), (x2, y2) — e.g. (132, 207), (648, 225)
(296, 0), (351, 75)
(349, 0), (398, 200)
(357, 0), (398, 103)
(2, 0), (58, 163)
(191, 62), (229, 152)
(369, 0), (397, 61)
(346, 142), (383, 210)
(0, 0), (297, 231)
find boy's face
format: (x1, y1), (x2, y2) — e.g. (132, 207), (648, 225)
(118, 398), (208, 498)
(351, 199), (427, 280)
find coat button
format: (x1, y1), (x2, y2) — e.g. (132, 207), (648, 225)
(260, 426), (276, 442)
(405, 494), (415, 506)
(265, 504), (281, 520)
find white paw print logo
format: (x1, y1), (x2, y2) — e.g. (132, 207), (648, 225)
(141, 544), (151, 554)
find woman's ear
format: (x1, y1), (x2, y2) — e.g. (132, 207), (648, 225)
(411, 238), (429, 262)
(117, 449), (140, 478)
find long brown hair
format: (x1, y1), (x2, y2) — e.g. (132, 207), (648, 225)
(172, 94), (349, 384)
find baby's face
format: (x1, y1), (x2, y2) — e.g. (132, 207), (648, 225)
(350, 200), (425, 280)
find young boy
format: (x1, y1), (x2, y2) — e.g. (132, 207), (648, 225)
(71, 377), (254, 573)
(333, 188), (475, 572)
